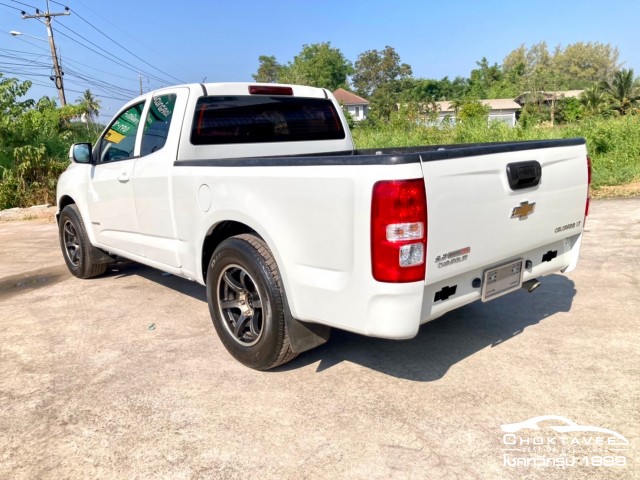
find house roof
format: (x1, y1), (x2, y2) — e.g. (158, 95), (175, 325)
(333, 88), (369, 105)
(515, 90), (584, 103)
(436, 99), (521, 113)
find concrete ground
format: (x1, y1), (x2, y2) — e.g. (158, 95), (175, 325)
(0, 199), (638, 479)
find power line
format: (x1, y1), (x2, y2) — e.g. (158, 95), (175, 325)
(54, 22), (175, 86)
(1, 68), (134, 102)
(2, 40), (140, 100)
(63, 55), (139, 82)
(50, 0), (169, 62)
(9, 0), (38, 10)
(66, 6), (184, 84)
(0, 1), (23, 11)
(5, 32), (141, 83)
(63, 69), (136, 97)
(2, 50), (137, 99)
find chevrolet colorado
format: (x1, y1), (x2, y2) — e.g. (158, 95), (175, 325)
(57, 83), (590, 369)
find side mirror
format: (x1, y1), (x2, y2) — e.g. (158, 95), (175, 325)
(69, 143), (93, 164)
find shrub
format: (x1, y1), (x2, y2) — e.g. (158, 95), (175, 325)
(353, 115), (640, 188)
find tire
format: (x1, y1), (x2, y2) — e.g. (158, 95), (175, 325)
(206, 234), (297, 370)
(58, 204), (108, 279)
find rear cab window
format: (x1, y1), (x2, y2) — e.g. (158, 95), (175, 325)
(190, 96), (345, 145)
(141, 94), (177, 156)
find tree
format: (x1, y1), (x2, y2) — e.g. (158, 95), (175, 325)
(600, 68), (640, 115)
(77, 89), (100, 124)
(252, 55), (283, 83)
(278, 42), (353, 91)
(468, 57), (518, 99)
(398, 76), (469, 103)
(580, 86), (609, 117)
(352, 46), (412, 98)
(352, 46), (412, 121)
(457, 100), (490, 122)
(0, 74), (34, 119)
(0, 76), (88, 208)
(503, 41), (621, 92)
(552, 42), (620, 89)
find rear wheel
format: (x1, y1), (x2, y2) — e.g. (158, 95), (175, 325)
(206, 234), (296, 370)
(58, 204), (108, 279)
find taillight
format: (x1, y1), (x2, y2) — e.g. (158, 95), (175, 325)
(249, 85), (293, 96)
(371, 179), (427, 282)
(585, 155), (592, 219)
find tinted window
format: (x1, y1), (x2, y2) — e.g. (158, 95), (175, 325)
(98, 102), (144, 163)
(141, 94), (177, 156)
(191, 96), (345, 145)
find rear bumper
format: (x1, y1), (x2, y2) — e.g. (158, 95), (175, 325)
(419, 232), (583, 325)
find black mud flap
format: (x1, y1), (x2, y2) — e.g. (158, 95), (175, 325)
(283, 296), (330, 353)
(89, 245), (115, 264)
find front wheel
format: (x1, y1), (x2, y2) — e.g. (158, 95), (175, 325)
(58, 204), (108, 279)
(206, 234), (296, 370)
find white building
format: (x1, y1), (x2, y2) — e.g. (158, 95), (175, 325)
(333, 88), (370, 121)
(434, 99), (522, 127)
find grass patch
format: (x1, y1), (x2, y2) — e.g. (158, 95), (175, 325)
(353, 116), (640, 190)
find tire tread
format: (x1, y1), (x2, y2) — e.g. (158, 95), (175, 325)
(234, 234), (297, 369)
(59, 204), (108, 279)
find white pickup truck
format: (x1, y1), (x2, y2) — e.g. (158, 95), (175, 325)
(57, 83), (590, 369)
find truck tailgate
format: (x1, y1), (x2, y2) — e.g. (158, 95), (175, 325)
(420, 139), (589, 286)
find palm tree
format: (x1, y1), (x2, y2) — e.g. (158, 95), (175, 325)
(77, 89), (100, 124)
(580, 85), (608, 117)
(599, 68), (640, 115)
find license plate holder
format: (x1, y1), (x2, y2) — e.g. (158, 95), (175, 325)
(481, 259), (524, 302)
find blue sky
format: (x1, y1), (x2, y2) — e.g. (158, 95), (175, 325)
(1, 0), (638, 122)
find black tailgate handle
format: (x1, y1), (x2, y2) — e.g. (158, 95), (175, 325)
(506, 161), (542, 190)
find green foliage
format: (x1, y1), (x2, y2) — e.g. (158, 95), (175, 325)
(0, 74), (102, 208)
(252, 44), (353, 91)
(457, 101), (490, 122)
(281, 42), (353, 91)
(352, 46), (412, 98)
(77, 89), (101, 123)
(350, 46), (413, 122)
(252, 55), (283, 83)
(599, 68), (640, 115)
(580, 86), (609, 117)
(468, 57), (518, 99)
(353, 115), (640, 189)
(552, 42), (620, 88)
(555, 97), (583, 123)
(340, 105), (356, 130)
(502, 41), (620, 91)
(0, 145), (68, 209)
(398, 76), (469, 103)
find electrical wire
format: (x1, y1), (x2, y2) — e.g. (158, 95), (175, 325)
(64, 6), (184, 84)
(1, 46), (138, 98)
(5, 33), (140, 83)
(54, 22), (175, 86)
(0, 1), (23, 11)
(50, 0), (169, 61)
(8, 0), (38, 10)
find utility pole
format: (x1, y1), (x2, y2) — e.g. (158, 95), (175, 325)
(21, 0), (70, 106)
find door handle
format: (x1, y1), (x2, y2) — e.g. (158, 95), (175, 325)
(506, 161), (541, 190)
(118, 172), (130, 183)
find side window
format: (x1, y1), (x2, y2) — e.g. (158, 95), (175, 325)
(140, 94), (177, 157)
(98, 102), (144, 163)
